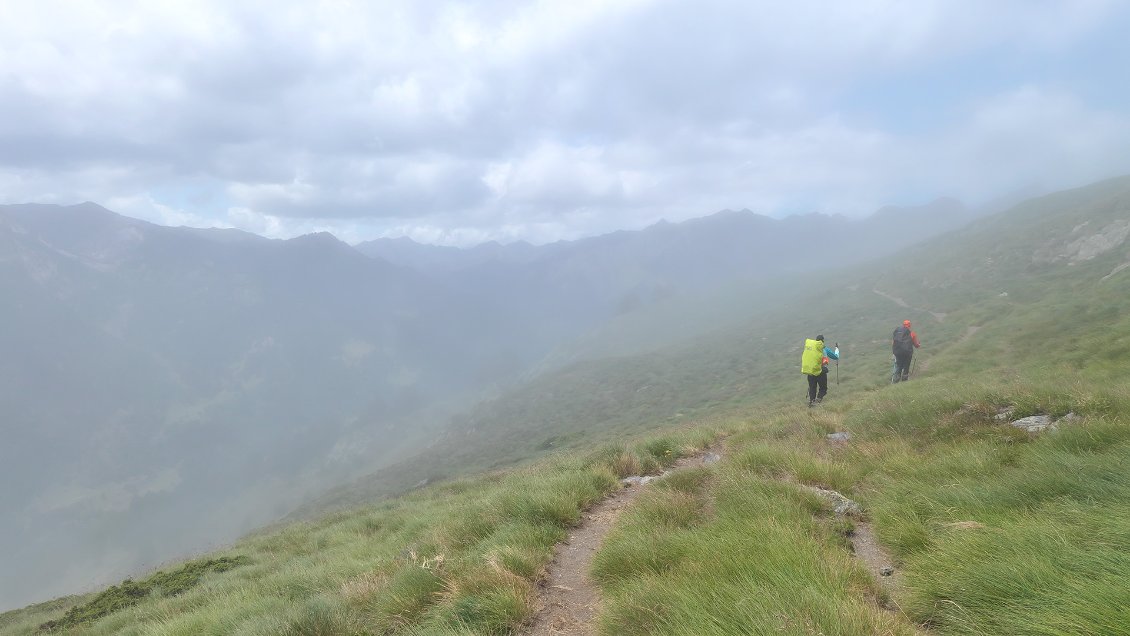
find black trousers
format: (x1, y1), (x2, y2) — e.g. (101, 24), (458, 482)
(893, 352), (913, 383)
(807, 370), (828, 403)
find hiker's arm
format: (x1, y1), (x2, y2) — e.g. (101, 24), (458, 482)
(912, 332), (921, 348)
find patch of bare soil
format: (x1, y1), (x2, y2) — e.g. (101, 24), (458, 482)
(850, 521), (902, 602)
(523, 449), (721, 636)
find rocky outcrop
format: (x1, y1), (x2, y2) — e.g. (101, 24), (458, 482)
(1034, 219), (1130, 264)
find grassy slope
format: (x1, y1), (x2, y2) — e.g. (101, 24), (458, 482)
(4, 430), (717, 636)
(591, 177), (1130, 635)
(6, 176), (1130, 634)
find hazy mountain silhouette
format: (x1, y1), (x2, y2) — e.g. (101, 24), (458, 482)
(301, 177), (1130, 526)
(1, 196), (976, 609)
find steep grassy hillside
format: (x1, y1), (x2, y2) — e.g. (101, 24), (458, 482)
(302, 176), (1130, 518)
(5, 177), (1130, 634)
(0, 429), (721, 636)
(438, 175), (1130, 462)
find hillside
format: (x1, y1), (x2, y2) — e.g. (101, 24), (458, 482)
(444, 175), (1130, 454)
(4, 175), (1130, 634)
(299, 176), (1130, 518)
(0, 196), (978, 610)
(0, 204), (514, 609)
(3, 177), (1129, 634)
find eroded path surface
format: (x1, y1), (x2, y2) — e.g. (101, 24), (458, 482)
(851, 521), (903, 599)
(872, 289), (947, 323)
(524, 450), (721, 636)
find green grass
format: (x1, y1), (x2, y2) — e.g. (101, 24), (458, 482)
(38, 557), (252, 632)
(589, 372), (1130, 635)
(1, 429), (715, 636)
(593, 467), (913, 635)
(7, 178), (1130, 635)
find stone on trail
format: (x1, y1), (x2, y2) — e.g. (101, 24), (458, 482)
(803, 485), (862, 517)
(1009, 414), (1055, 433)
(702, 452), (722, 465)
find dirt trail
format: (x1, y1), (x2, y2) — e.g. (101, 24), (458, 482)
(872, 289), (947, 323)
(524, 449), (721, 636)
(849, 521), (902, 599)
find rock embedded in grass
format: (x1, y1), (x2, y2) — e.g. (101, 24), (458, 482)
(826, 432), (852, 443)
(802, 486), (862, 517)
(1008, 414), (1056, 433)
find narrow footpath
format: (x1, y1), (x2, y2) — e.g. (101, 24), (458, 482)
(524, 449), (722, 636)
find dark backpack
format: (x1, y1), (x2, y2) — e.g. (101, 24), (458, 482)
(893, 326), (913, 355)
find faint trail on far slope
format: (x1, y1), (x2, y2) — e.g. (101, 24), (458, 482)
(523, 447), (723, 636)
(917, 324), (980, 375)
(872, 289), (947, 323)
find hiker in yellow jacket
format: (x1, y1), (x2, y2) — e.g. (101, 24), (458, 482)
(801, 335), (839, 407)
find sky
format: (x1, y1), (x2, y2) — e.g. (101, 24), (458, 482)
(3, 0), (1130, 246)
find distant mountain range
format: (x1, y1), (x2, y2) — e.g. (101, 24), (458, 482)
(0, 196), (977, 609)
(358, 198), (974, 280)
(301, 176), (1130, 526)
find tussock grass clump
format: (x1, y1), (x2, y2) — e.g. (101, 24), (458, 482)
(608, 451), (642, 478)
(591, 528), (691, 586)
(368, 562), (446, 626)
(637, 436), (682, 467)
(595, 466), (913, 636)
(497, 468), (614, 527)
(630, 490), (707, 530)
(434, 571), (533, 636)
(733, 442), (859, 493)
(654, 466), (712, 494)
(282, 595), (356, 636)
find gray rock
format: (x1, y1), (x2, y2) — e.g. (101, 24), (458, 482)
(826, 432), (852, 443)
(702, 452), (722, 465)
(1059, 412), (1081, 424)
(803, 485), (863, 517)
(880, 566), (894, 577)
(640, 475), (657, 485)
(1010, 414), (1055, 433)
(621, 476), (643, 486)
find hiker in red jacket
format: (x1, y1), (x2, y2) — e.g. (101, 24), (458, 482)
(892, 320), (921, 383)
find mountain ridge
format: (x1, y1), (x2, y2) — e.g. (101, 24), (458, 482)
(0, 182), (1081, 610)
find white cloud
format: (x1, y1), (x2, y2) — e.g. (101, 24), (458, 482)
(1, 0), (1129, 243)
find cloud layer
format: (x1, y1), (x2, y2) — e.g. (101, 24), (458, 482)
(3, 0), (1130, 244)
